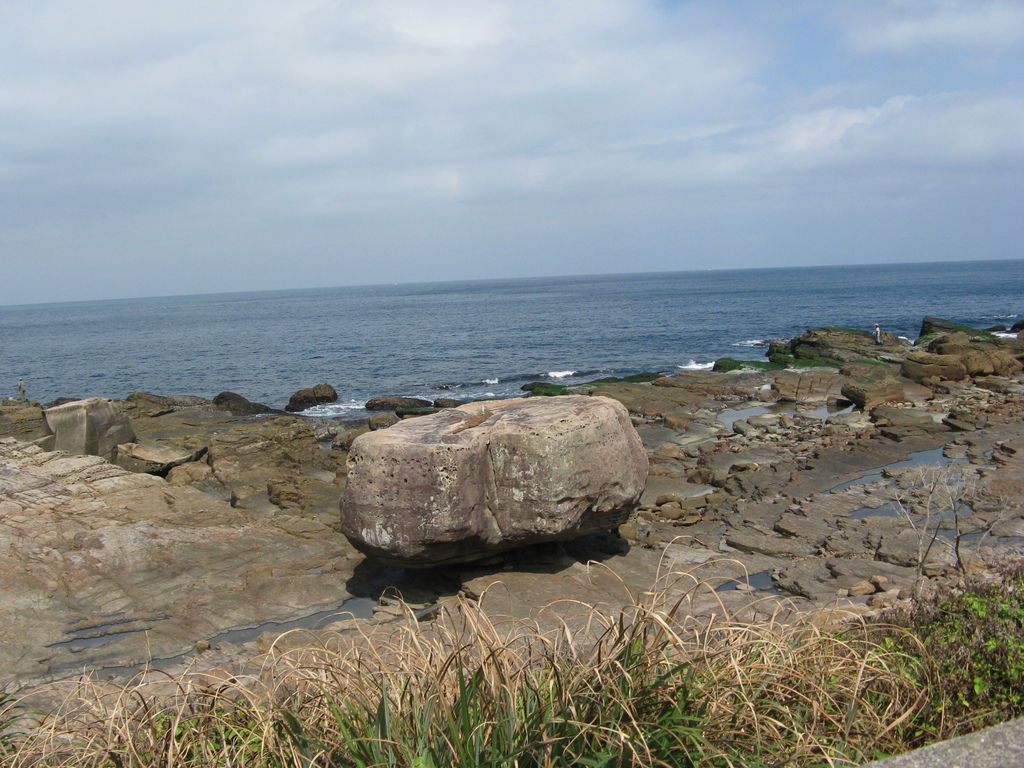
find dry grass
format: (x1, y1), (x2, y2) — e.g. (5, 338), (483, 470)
(6, 574), (932, 768)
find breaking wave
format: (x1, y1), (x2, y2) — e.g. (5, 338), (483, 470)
(732, 339), (768, 348)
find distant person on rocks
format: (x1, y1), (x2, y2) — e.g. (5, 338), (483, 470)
(17, 378), (26, 400)
(873, 323), (882, 345)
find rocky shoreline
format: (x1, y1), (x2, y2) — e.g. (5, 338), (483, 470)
(2, 316), (1024, 703)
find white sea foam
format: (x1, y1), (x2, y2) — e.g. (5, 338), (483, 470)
(547, 370), (576, 378)
(677, 360), (715, 370)
(301, 400), (366, 417)
(482, 378), (498, 384)
(994, 331), (1019, 338)
(733, 339), (767, 348)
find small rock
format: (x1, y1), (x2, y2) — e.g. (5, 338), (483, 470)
(656, 493), (684, 506)
(849, 580), (876, 596)
(333, 425), (369, 449)
(867, 589), (901, 608)
(369, 412), (401, 430)
(659, 504), (684, 520)
(285, 383), (338, 413)
(618, 520), (639, 543)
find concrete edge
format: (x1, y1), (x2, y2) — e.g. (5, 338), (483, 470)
(861, 716), (1024, 767)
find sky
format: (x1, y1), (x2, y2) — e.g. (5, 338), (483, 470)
(1, 0), (1023, 305)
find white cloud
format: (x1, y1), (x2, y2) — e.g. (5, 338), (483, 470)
(0, 1), (1021, 303)
(0, 0), (765, 218)
(842, 1), (1024, 53)
(561, 90), (1024, 197)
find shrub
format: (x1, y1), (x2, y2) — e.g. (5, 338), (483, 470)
(875, 560), (1024, 736)
(7, 579), (931, 767)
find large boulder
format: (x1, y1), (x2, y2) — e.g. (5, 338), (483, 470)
(869, 406), (947, 431)
(840, 377), (905, 409)
(928, 341), (1021, 377)
(340, 395), (648, 567)
(43, 397), (135, 461)
(927, 331), (971, 348)
(772, 369), (843, 403)
(919, 316), (956, 338)
(212, 391), (281, 416)
(900, 351), (968, 383)
(784, 327), (906, 364)
(114, 441), (207, 475)
(838, 362), (905, 408)
(285, 383), (338, 412)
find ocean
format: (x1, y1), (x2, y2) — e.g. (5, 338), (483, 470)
(2, 259), (1022, 417)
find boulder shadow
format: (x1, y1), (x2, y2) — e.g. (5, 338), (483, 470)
(345, 529), (631, 604)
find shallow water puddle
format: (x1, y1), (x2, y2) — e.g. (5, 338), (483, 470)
(59, 596), (379, 676)
(48, 629), (146, 652)
(714, 569), (779, 594)
(718, 402), (854, 432)
(204, 596), (378, 648)
(47, 615), (163, 652)
(848, 501), (903, 520)
(827, 447), (967, 493)
(805, 403), (855, 421)
(716, 406), (769, 431)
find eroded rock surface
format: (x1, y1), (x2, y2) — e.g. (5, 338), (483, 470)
(0, 438), (359, 688)
(5, 320), (1024, 701)
(341, 396), (648, 567)
(117, 392), (347, 516)
(785, 326), (909, 364)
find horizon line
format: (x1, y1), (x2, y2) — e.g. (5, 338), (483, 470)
(2, 255), (1022, 310)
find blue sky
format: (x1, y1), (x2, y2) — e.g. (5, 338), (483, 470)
(1, 0), (1022, 304)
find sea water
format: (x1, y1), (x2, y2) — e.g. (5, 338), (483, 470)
(2, 259), (1021, 415)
